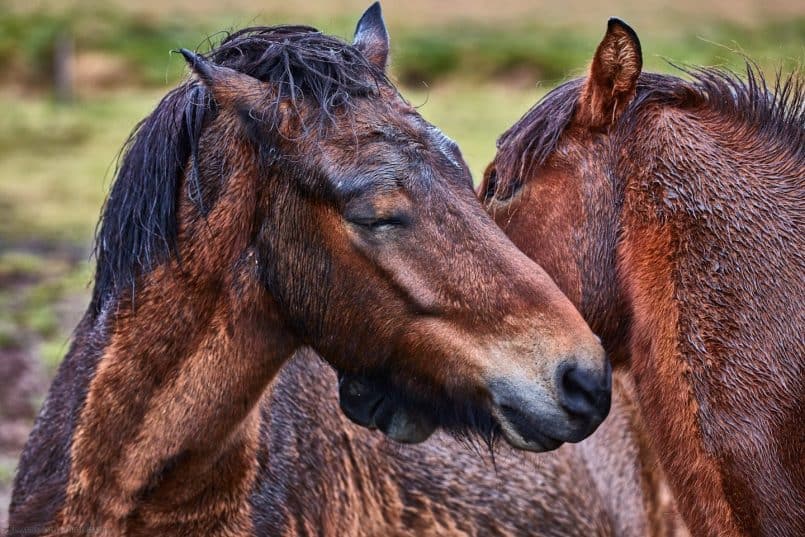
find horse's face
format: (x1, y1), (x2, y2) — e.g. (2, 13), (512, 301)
(480, 132), (624, 348)
(186, 4), (610, 451)
(479, 19), (643, 355)
(296, 94), (612, 448)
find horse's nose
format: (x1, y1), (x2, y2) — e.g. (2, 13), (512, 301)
(556, 360), (612, 422)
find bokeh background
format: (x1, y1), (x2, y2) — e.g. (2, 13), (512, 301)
(0, 0), (802, 526)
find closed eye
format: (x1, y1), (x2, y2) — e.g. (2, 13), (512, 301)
(341, 186), (413, 234)
(347, 215), (409, 232)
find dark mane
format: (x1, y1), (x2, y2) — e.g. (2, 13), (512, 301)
(494, 64), (805, 196)
(91, 26), (389, 314)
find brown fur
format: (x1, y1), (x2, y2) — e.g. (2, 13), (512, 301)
(57, 117), (290, 536)
(482, 18), (804, 537)
(250, 352), (682, 536)
(619, 221), (737, 535)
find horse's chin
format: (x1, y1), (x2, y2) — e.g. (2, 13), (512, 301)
(381, 407), (436, 444)
(338, 373), (573, 451)
(338, 374), (435, 444)
(492, 410), (564, 452)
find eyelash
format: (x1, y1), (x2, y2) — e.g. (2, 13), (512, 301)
(482, 169), (499, 200)
(350, 216), (406, 231)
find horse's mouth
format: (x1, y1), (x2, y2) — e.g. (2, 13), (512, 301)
(493, 404), (564, 451)
(338, 372), (607, 453)
(338, 372), (562, 451)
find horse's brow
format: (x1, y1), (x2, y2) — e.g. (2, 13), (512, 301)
(432, 128), (460, 154)
(425, 125), (463, 169)
(331, 168), (400, 199)
(367, 126), (418, 147)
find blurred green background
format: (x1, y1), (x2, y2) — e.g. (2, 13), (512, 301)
(0, 0), (802, 526)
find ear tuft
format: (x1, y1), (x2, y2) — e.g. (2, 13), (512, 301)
(178, 48), (237, 90)
(606, 17), (640, 49)
(353, 2), (390, 70)
(576, 17), (642, 128)
(177, 48), (268, 111)
(179, 48), (220, 85)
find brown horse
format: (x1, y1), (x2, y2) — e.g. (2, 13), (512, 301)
(8, 4), (611, 536)
(480, 18), (804, 537)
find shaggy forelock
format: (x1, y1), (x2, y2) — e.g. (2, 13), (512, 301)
(91, 26), (394, 315)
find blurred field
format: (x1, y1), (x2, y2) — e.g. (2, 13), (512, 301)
(0, 0), (803, 529)
(3, 2), (803, 90)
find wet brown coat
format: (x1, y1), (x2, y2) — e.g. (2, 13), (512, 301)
(482, 19), (804, 537)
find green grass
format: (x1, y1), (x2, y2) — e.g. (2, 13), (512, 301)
(0, 92), (167, 243)
(1, 9), (802, 90)
(0, 457), (16, 483)
(0, 248), (91, 371)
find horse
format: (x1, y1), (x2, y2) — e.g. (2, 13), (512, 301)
(479, 18), (804, 536)
(7, 4), (612, 536)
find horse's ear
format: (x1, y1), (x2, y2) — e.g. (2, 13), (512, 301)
(575, 18), (642, 129)
(179, 48), (269, 110)
(353, 2), (389, 71)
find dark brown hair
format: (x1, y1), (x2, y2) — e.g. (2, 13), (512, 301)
(92, 26), (390, 314)
(491, 65), (804, 199)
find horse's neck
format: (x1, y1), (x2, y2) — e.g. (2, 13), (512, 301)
(53, 260), (293, 536)
(617, 109), (804, 536)
(54, 145), (296, 534)
(251, 353), (402, 535)
(577, 369), (687, 537)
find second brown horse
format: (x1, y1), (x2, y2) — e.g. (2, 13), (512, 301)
(482, 18), (803, 537)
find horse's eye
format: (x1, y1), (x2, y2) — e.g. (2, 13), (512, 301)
(481, 168), (519, 202)
(482, 168), (499, 201)
(348, 215), (409, 232)
(343, 191), (412, 234)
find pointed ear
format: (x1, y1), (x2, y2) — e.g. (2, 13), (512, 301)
(353, 2), (389, 70)
(179, 48), (269, 111)
(576, 18), (642, 129)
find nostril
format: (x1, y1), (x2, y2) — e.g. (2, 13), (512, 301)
(557, 363), (610, 420)
(560, 366), (595, 412)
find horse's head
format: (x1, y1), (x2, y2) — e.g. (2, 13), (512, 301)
(182, 3), (610, 451)
(479, 19), (643, 355)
